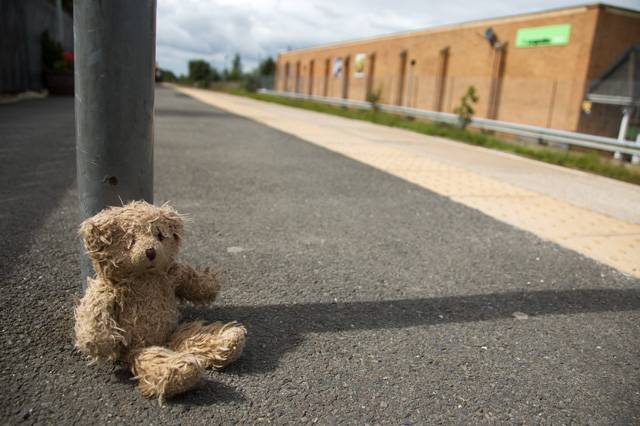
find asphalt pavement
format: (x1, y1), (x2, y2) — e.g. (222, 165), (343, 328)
(1, 86), (639, 424)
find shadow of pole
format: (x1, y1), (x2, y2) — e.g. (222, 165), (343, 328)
(183, 288), (640, 374)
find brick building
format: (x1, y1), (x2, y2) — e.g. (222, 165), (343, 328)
(275, 3), (640, 137)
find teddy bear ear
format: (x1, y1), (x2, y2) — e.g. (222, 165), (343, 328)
(158, 204), (184, 231)
(79, 217), (112, 254)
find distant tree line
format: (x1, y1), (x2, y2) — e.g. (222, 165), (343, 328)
(156, 53), (276, 92)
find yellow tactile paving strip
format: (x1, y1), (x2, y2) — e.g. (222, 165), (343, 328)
(173, 86), (640, 277)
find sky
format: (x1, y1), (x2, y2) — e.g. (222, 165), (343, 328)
(156, 0), (640, 75)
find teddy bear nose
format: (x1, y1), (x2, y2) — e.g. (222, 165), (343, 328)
(145, 248), (156, 261)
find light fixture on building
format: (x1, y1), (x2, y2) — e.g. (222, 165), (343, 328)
(485, 27), (498, 47)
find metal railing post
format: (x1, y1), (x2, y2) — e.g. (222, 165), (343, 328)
(633, 134), (640, 165)
(74, 0), (156, 288)
(614, 107), (631, 160)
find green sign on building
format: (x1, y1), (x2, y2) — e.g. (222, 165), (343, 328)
(516, 24), (572, 48)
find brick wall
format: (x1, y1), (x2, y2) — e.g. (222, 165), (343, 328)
(276, 4), (639, 134)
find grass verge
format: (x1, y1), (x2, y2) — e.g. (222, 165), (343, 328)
(216, 87), (640, 185)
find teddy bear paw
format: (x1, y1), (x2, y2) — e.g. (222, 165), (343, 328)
(134, 350), (203, 400)
(210, 321), (247, 369)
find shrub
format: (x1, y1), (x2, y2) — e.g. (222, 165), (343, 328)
(453, 85), (479, 129)
(41, 30), (64, 70)
(366, 86), (383, 112)
(243, 72), (260, 92)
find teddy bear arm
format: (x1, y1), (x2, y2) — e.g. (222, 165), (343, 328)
(171, 262), (221, 306)
(74, 279), (128, 361)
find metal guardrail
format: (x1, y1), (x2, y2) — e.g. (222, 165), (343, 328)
(258, 89), (640, 157)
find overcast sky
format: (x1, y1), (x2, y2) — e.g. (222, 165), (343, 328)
(156, 0), (640, 75)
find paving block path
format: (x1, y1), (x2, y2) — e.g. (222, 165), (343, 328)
(0, 87), (639, 424)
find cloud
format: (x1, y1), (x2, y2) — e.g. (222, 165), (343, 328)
(156, 0), (640, 75)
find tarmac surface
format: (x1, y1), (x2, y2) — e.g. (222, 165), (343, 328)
(176, 86), (640, 278)
(1, 86), (639, 424)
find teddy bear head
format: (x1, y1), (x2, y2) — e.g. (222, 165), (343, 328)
(79, 201), (184, 280)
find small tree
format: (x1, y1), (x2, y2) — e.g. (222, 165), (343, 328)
(258, 57), (276, 76)
(229, 53), (242, 80)
(188, 59), (212, 84)
(156, 68), (177, 82)
(187, 59), (222, 87)
(366, 86), (383, 112)
(209, 67), (221, 82)
(454, 85), (479, 129)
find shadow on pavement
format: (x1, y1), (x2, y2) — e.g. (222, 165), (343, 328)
(155, 108), (241, 119)
(183, 287), (640, 375)
(112, 365), (246, 405)
(171, 378), (246, 406)
(0, 98), (77, 278)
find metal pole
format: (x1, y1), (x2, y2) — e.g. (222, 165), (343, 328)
(617, 107), (630, 141)
(546, 79), (557, 128)
(614, 107), (630, 160)
(55, 0), (64, 43)
(74, 0), (156, 287)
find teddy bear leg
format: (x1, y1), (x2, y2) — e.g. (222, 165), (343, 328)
(131, 346), (203, 399)
(168, 321), (247, 369)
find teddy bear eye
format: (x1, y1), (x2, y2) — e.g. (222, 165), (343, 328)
(173, 233), (180, 241)
(156, 230), (165, 242)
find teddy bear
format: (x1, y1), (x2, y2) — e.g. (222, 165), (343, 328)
(74, 200), (246, 400)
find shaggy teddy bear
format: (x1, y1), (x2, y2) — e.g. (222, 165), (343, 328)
(74, 201), (246, 400)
